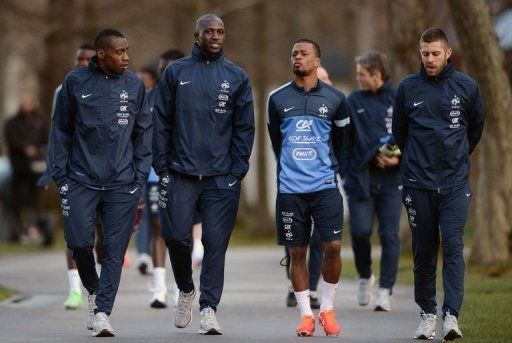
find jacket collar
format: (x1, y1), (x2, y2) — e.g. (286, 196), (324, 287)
(420, 59), (454, 81)
(88, 56), (123, 77)
(292, 78), (323, 93)
(191, 43), (224, 63)
(361, 77), (393, 96)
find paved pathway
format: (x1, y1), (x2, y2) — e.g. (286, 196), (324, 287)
(0, 246), (442, 342)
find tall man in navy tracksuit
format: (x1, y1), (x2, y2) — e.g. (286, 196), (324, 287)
(51, 29), (152, 337)
(343, 51), (402, 312)
(393, 28), (484, 341)
(267, 39), (349, 337)
(153, 14), (254, 335)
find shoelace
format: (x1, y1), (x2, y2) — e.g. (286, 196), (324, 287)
(445, 312), (458, 327)
(419, 312), (435, 331)
(202, 308), (217, 326)
(88, 295), (96, 313)
(177, 292), (193, 316)
(96, 313), (109, 322)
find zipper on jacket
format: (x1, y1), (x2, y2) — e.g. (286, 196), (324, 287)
(101, 75), (108, 190)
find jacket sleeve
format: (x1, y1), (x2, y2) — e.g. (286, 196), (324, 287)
(333, 94), (350, 175)
(266, 95), (281, 160)
(230, 74), (255, 180)
(392, 83), (408, 152)
(152, 67), (175, 176)
(338, 99), (355, 178)
(467, 85), (485, 154)
(50, 75), (76, 186)
(132, 82), (153, 188)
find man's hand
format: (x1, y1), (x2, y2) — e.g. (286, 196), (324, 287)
(24, 145), (38, 158)
(376, 153), (399, 168)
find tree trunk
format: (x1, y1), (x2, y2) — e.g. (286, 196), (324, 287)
(448, 0), (512, 273)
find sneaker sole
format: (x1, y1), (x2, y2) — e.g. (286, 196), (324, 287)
(413, 331), (436, 340)
(199, 328), (222, 335)
(443, 329), (462, 341)
(174, 315), (192, 329)
(150, 300), (168, 309)
(92, 329), (115, 337)
(374, 305), (390, 312)
(65, 304), (83, 310)
(296, 330), (314, 337)
(138, 263), (148, 275)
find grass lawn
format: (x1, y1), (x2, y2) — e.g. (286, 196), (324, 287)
(340, 251), (512, 342)
(0, 284), (16, 302)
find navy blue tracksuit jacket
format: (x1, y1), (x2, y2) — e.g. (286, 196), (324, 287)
(392, 61), (485, 317)
(51, 57), (153, 189)
(153, 43), (254, 180)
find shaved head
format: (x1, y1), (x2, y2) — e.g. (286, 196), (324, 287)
(195, 14), (223, 32)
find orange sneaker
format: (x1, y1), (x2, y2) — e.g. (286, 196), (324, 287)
(319, 309), (341, 336)
(295, 315), (315, 337)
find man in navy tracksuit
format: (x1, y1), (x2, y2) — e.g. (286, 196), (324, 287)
(51, 29), (152, 337)
(393, 28), (484, 341)
(267, 39), (349, 337)
(153, 14), (254, 335)
(343, 51), (402, 312)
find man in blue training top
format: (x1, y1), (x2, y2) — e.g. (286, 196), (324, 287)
(267, 39), (349, 337)
(343, 51), (402, 312)
(393, 28), (484, 341)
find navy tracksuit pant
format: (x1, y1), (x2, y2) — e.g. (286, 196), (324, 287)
(59, 180), (140, 315)
(402, 183), (471, 317)
(348, 183), (402, 291)
(158, 172), (240, 311)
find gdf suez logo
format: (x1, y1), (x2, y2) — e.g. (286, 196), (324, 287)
(296, 119), (313, 132)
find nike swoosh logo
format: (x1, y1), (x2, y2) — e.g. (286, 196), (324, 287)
(333, 229), (342, 234)
(129, 187), (139, 194)
(284, 107), (294, 112)
(180, 81), (191, 85)
(466, 193), (471, 197)
(82, 94), (93, 98)
(357, 108), (365, 113)
(413, 101), (424, 106)
(228, 180), (238, 187)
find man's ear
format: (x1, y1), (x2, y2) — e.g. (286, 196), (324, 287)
(446, 48), (453, 60)
(193, 31), (199, 42)
(97, 49), (105, 60)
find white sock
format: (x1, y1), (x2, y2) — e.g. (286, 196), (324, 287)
(95, 264), (102, 277)
(294, 289), (313, 317)
(67, 269), (82, 294)
(153, 267), (167, 292)
(192, 238), (204, 260)
(320, 281), (338, 312)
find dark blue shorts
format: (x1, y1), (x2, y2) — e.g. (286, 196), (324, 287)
(276, 187), (344, 247)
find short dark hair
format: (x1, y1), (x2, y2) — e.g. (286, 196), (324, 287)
(94, 29), (125, 50)
(139, 67), (159, 82)
(355, 51), (389, 79)
(420, 27), (449, 46)
(160, 49), (185, 62)
(294, 38), (321, 58)
(78, 43), (95, 51)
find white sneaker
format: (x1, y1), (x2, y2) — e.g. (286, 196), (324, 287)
(172, 281), (179, 307)
(357, 274), (375, 306)
(443, 311), (462, 341)
(85, 294), (97, 330)
(374, 288), (391, 312)
(198, 307), (222, 335)
(174, 289), (195, 328)
(136, 253), (153, 275)
(413, 311), (436, 339)
(92, 312), (115, 337)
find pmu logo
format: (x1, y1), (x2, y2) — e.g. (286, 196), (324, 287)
(296, 119), (313, 132)
(120, 90), (129, 101)
(319, 104), (328, 115)
(292, 148), (317, 160)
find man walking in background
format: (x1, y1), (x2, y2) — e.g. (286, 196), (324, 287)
(393, 28), (485, 341)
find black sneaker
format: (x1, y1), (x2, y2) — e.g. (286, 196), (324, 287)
(310, 295), (320, 309)
(286, 291), (297, 307)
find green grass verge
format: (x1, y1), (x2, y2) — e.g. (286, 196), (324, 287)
(340, 252), (512, 342)
(0, 284), (16, 302)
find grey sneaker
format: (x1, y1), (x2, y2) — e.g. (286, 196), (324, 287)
(85, 294), (97, 330)
(174, 289), (195, 328)
(357, 274), (375, 306)
(198, 307), (222, 335)
(443, 311), (462, 341)
(413, 311), (436, 339)
(374, 288), (391, 312)
(92, 312), (115, 337)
